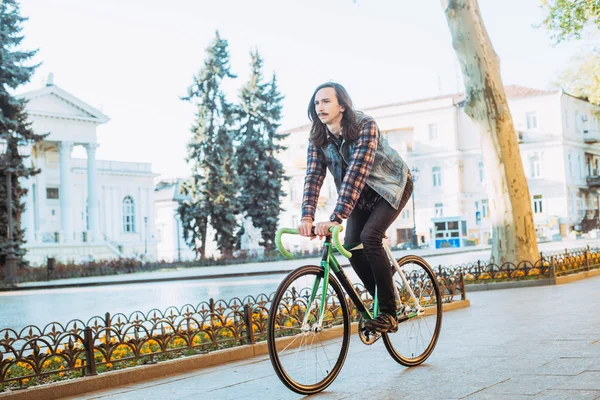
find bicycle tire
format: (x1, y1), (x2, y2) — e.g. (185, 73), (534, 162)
(382, 255), (443, 366)
(267, 265), (350, 394)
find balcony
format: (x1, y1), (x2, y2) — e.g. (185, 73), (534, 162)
(583, 129), (600, 144)
(586, 174), (600, 188)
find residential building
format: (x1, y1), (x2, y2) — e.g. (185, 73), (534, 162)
(279, 85), (600, 249)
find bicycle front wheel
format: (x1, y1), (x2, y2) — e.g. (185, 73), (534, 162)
(383, 255), (442, 366)
(267, 265), (350, 395)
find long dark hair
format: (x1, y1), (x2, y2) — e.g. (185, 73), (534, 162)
(307, 82), (360, 147)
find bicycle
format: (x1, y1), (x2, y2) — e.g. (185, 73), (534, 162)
(266, 225), (443, 395)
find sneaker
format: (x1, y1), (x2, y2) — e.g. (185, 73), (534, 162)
(364, 312), (398, 333)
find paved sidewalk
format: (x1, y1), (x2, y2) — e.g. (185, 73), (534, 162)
(65, 275), (600, 399)
(6, 238), (600, 292)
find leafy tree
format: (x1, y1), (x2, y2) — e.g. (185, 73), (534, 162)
(540, 0), (600, 105)
(0, 0), (45, 269)
(179, 31), (239, 259)
(234, 51), (287, 253)
(540, 0), (600, 43)
(555, 50), (600, 105)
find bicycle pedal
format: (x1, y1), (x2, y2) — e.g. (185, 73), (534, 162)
(358, 317), (381, 345)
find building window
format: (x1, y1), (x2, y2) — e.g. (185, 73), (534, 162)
(569, 154), (573, 177)
(478, 161), (484, 182)
(289, 178), (302, 203)
(428, 124), (438, 141)
(526, 112), (537, 129)
(432, 166), (442, 187)
(123, 196), (136, 233)
(533, 195), (543, 214)
(578, 154), (583, 178)
(582, 114), (589, 131)
(385, 129), (413, 152)
(565, 109), (569, 128)
(529, 153), (541, 178)
(46, 188), (59, 199)
(401, 209), (410, 220)
(435, 203), (443, 217)
(482, 199), (489, 218)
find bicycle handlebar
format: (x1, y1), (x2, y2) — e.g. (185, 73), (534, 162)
(275, 225), (352, 260)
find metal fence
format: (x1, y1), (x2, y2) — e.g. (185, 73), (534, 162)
(1, 246), (598, 392)
(433, 245), (600, 283)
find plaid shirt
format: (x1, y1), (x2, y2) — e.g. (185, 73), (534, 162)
(301, 119), (378, 221)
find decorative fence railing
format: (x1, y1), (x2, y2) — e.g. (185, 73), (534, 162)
(1, 245), (599, 392)
(428, 245), (600, 283)
(0, 271), (463, 392)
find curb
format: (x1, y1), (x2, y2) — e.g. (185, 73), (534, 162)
(465, 268), (600, 292)
(0, 269), (294, 292)
(0, 247), (491, 292)
(0, 300), (470, 400)
(467, 278), (556, 292)
(556, 268), (600, 285)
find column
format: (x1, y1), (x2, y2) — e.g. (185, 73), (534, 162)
(113, 186), (120, 239)
(86, 143), (100, 242)
(146, 187), (154, 237)
(101, 185), (108, 240)
(35, 152), (47, 241)
(59, 141), (73, 242)
(21, 176), (36, 243)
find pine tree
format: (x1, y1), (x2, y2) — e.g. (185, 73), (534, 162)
(0, 0), (44, 270)
(179, 31), (239, 259)
(235, 50), (287, 253)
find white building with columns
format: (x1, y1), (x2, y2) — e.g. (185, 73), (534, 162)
(278, 86), (600, 250)
(18, 79), (158, 265)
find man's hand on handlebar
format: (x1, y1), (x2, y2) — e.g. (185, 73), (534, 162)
(298, 218), (314, 239)
(314, 221), (340, 238)
(298, 217), (341, 239)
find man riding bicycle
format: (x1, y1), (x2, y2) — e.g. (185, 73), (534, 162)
(298, 82), (413, 333)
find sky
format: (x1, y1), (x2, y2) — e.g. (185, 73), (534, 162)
(16, 0), (583, 179)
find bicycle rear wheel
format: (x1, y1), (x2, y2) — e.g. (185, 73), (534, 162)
(383, 255), (442, 366)
(267, 265), (350, 395)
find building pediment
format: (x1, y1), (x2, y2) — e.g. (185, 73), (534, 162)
(17, 84), (110, 125)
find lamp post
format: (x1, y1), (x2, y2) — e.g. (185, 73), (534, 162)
(411, 167), (420, 248)
(144, 216), (148, 256)
(1, 136), (32, 285)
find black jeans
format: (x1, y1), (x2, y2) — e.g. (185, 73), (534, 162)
(345, 177), (413, 315)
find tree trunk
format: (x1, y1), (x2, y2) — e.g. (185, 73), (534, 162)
(441, 0), (539, 264)
(200, 219), (207, 260)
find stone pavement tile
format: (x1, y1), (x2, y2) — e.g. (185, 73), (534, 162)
(569, 343), (600, 358)
(468, 375), (572, 396)
(537, 357), (600, 376)
(533, 389), (600, 399)
(461, 392), (533, 400)
(552, 371), (600, 391)
(342, 388), (414, 400)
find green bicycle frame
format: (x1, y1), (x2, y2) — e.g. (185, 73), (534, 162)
(276, 226), (378, 327)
